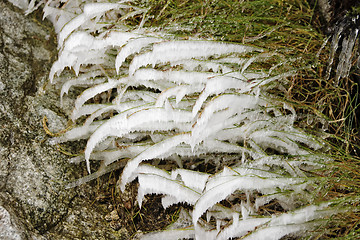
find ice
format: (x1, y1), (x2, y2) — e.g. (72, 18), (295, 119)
(41, 1), (340, 237)
(51, 31), (141, 81)
(243, 225), (305, 240)
(243, 203), (336, 240)
(60, 72), (106, 105)
(137, 172), (200, 207)
(95, 144), (149, 166)
(58, 2), (125, 46)
(140, 228), (195, 240)
(133, 68), (215, 85)
(72, 80), (120, 120)
(119, 133), (191, 191)
(171, 169), (209, 192)
(83, 102), (141, 127)
(193, 174), (302, 225)
(116, 37), (162, 73)
(191, 76), (250, 117)
(84, 104), (194, 163)
(335, 28), (359, 85)
(129, 41), (262, 75)
(155, 85), (200, 107)
(191, 94), (257, 145)
(71, 104), (109, 122)
(53, 121), (104, 144)
(65, 161), (124, 188)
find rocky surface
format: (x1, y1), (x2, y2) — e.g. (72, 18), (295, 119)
(0, 1), (124, 239)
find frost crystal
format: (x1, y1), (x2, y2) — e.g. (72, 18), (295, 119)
(38, 1), (337, 239)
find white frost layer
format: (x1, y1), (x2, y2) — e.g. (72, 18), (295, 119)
(119, 133), (191, 191)
(116, 37), (163, 73)
(41, 2), (335, 238)
(59, 3), (122, 46)
(50, 31), (140, 81)
(129, 40), (262, 75)
(140, 228), (195, 240)
(8, 0), (28, 10)
(193, 175), (302, 225)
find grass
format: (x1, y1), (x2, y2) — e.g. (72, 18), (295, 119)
(45, 0), (360, 238)
(122, 0), (360, 238)
(134, 0), (324, 55)
(127, 0), (359, 147)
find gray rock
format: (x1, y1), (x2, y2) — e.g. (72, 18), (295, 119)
(0, 205), (25, 240)
(0, 1), (121, 239)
